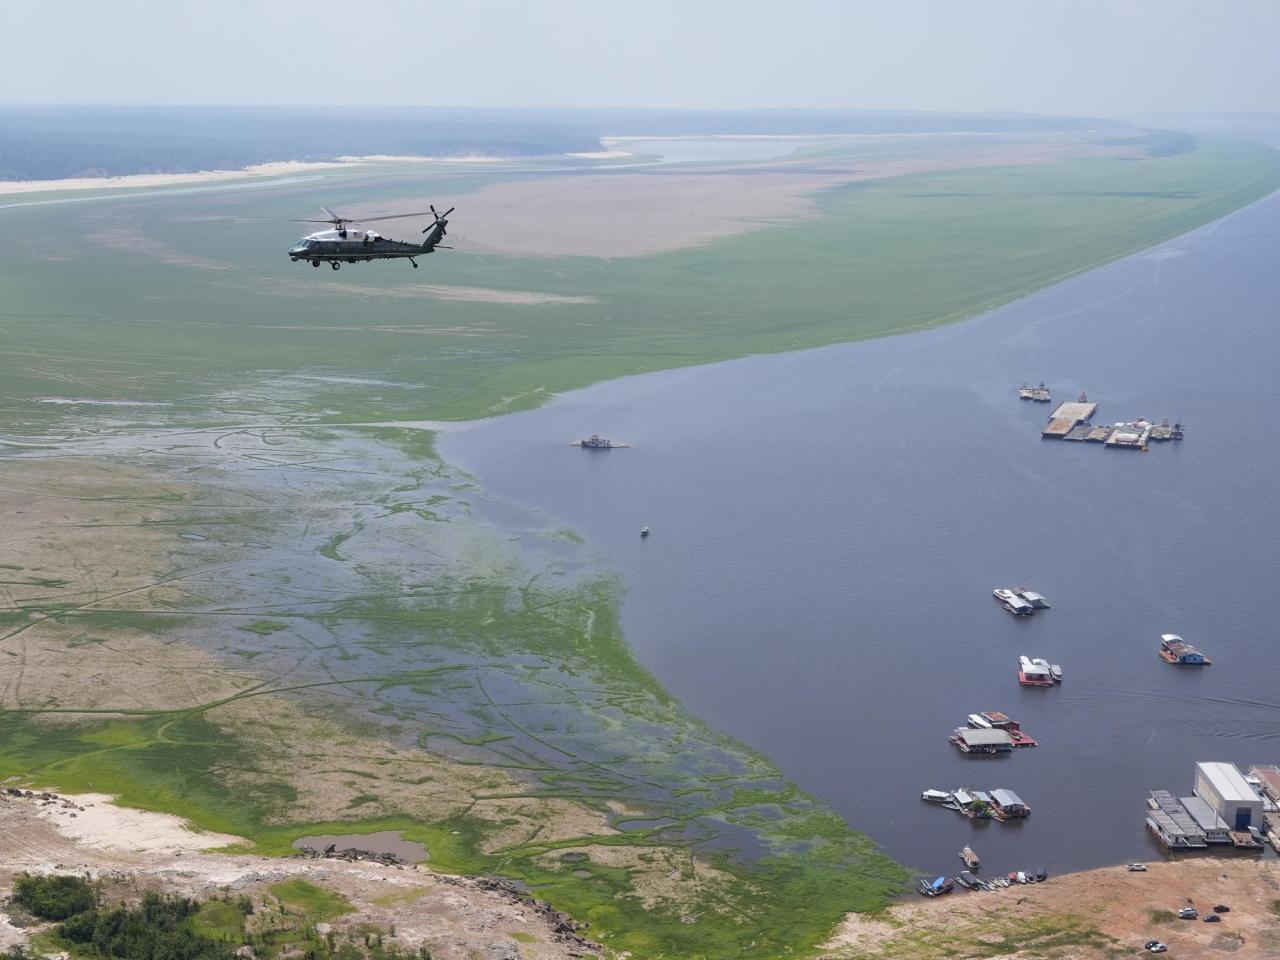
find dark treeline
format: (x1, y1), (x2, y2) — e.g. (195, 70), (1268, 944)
(7, 874), (431, 960)
(0, 105), (1130, 181)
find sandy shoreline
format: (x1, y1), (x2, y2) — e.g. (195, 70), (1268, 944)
(0, 154), (513, 197)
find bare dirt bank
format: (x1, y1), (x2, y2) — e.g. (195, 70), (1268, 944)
(824, 858), (1280, 959)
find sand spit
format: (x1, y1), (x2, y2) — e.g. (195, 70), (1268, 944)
(0, 154), (512, 197)
(823, 859), (1280, 959)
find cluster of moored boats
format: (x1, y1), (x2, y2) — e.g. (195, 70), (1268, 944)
(993, 586), (1049, 616)
(949, 710), (1038, 753)
(915, 840), (1047, 896)
(920, 786), (1030, 821)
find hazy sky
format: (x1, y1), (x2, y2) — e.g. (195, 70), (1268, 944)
(4, 0), (1278, 117)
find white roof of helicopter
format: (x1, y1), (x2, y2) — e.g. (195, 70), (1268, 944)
(304, 227), (382, 241)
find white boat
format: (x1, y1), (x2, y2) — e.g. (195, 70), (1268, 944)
(1049, 664), (1063, 682)
(920, 789), (951, 803)
(640, 526), (650, 538)
(967, 713), (993, 729)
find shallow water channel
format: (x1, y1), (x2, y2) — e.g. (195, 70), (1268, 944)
(441, 128), (1280, 878)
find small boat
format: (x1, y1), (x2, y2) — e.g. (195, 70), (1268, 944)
(640, 526), (650, 538)
(957, 870), (980, 890)
(920, 789), (951, 803)
(959, 845), (980, 870)
(966, 713), (993, 729)
(571, 434), (630, 449)
(1049, 664), (1063, 682)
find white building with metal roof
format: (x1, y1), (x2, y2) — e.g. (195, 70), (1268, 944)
(1194, 762), (1263, 830)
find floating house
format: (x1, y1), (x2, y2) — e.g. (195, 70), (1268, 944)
(950, 727), (1014, 754)
(980, 711), (1038, 747)
(990, 788), (1030, 819)
(1017, 656), (1055, 687)
(1160, 633), (1211, 665)
(1178, 795), (1232, 844)
(1146, 790), (1208, 849)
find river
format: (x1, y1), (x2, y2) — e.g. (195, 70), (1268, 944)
(439, 125), (1280, 878)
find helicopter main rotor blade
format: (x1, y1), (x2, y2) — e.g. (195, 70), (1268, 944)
(350, 210), (442, 224)
(319, 206), (345, 222)
(232, 217), (343, 223)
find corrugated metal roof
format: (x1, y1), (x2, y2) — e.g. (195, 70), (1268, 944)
(1179, 795), (1229, 832)
(991, 788), (1025, 807)
(958, 728), (1013, 746)
(1197, 762), (1261, 804)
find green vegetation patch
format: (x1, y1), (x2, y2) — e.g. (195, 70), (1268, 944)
(267, 879), (356, 923)
(12, 873), (97, 920)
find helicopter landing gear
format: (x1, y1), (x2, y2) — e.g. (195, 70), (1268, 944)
(290, 256), (298, 262)
(311, 260), (319, 267)
(330, 261), (341, 270)
(409, 258), (418, 269)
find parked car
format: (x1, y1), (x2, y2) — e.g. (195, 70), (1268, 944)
(1144, 941), (1168, 953)
(1127, 863), (1148, 872)
(1204, 914), (1221, 923)
(1177, 906), (1198, 920)
(1213, 904), (1230, 913)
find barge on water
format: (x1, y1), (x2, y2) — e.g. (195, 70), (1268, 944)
(1160, 633), (1211, 665)
(959, 845), (980, 870)
(1017, 382), (1052, 402)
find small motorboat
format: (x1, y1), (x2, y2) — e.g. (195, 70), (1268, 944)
(959, 845), (980, 870)
(1050, 664), (1063, 682)
(640, 526), (650, 538)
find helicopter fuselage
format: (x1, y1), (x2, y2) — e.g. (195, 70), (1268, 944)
(289, 228), (438, 269)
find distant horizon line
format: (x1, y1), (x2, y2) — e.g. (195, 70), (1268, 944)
(0, 102), (1129, 119)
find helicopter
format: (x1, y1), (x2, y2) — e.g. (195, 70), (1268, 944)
(279, 205), (454, 270)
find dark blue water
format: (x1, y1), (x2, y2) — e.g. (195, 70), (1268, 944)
(440, 143), (1280, 878)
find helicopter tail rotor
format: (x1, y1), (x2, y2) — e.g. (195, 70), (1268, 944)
(421, 205), (454, 252)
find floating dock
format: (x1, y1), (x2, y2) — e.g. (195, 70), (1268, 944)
(1042, 396), (1099, 438)
(1034, 390), (1184, 449)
